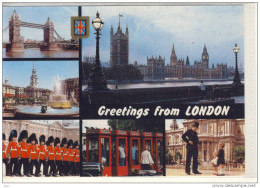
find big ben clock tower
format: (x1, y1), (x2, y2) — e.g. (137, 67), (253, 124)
(202, 44), (209, 68)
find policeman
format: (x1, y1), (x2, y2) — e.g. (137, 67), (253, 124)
(73, 141), (80, 176)
(28, 133), (40, 177)
(6, 130), (20, 176)
(67, 139), (75, 176)
(18, 130), (30, 176)
(2, 133), (9, 176)
(60, 137), (69, 176)
(181, 121), (202, 175)
(54, 137), (63, 176)
(46, 136), (57, 177)
(38, 135), (47, 176)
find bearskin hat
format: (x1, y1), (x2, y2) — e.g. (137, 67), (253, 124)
(29, 133), (38, 144)
(18, 130), (28, 142)
(61, 137), (67, 147)
(54, 137), (60, 146)
(39, 135), (45, 144)
(26, 137), (31, 144)
(3, 133), (6, 141)
(48, 136), (54, 144)
(73, 141), (79, 148)
(9, 130), (17, 142)
(67, 139), (73, 148)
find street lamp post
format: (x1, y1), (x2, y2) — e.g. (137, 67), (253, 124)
(86, 11), (109, 91)
(232, 43), (242, 86)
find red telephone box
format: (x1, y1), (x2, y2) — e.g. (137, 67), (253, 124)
(142, 132), (154, 169)
(86, 129), (112, 176)
(154, 132), (163, 173)
(129, 131), (141, 173)
(112, 130), (129, 176)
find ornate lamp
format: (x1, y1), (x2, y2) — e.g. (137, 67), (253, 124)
(232, 43), (242, 85)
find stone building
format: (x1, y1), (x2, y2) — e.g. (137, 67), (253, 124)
(3, 120), (80, 143)
(110, 23), (129, 66)
(63, 77), (79, 101)
(146, 56), (165, 80)
(3, 78), (16, 97)
(166, 119), (245, 165)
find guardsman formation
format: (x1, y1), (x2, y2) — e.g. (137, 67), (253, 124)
(2, 130), (80, 177)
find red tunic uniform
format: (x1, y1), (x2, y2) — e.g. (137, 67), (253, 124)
(38, 145), (46, 160)
(61, 147), (69, 161)
(68, 148), (75, 162)
(75, 149), (80, 163)
(19, 142), (28, 159)
(54, 147), (62, 161)
(2, 143), (7, 159)
(6, 141), (20, 158)
(28, 144), (39, 160)
(46, 146), (55, 161)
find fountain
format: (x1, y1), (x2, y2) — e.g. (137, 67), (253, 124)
(48, 76), (72, 109)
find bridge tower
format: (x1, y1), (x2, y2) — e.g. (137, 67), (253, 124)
(42, 17), (59, 51)
(6, 10), (24, 52)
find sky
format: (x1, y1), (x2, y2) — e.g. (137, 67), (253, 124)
(82, 120), (110, 132)
(165, 119), (184, 130)
(82, 5), (244, 67)
(3, 61), (78, 90)
(3, 6), (78, 42)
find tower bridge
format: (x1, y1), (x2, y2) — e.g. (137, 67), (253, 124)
(5, 10), (64, 52)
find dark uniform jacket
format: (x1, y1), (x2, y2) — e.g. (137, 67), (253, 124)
(182, 129), (199, 148)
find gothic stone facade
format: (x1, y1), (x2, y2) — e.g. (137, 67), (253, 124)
(166, 119), (245, 166)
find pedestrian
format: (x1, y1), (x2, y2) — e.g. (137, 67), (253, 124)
(27, 133), (40, 177)
(46, 136), (57, 177)
(217, 142), (226, 176)
(6, 130), (20, 176)
(181, 121), (202, 175)
(118, 145), (126, 166)
(61, 137), (69, 176)
(140, 146), (154, 170)
(2, 133), (9, 176)
(18, 130), (30, 176)
(54, 137), (63, 176)
(38, 135), (47, 176)
(210, 151), (218, 175)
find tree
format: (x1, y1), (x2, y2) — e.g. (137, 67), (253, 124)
(165, 151), (173, 165)
(174, 152), (182, 162)
(233, 145), (245, 163)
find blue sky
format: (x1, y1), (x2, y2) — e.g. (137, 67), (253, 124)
(3, 61), (78, 90)
(82, 5), (244, 67)
(3, 6), (78, 42)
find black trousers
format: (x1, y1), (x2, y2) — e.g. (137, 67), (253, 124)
(30, 159), (40, 175)
(141, 164), (152, 170)
(69, 161), (76, 175)
(19, 158), (29, 175)
(75, 162), (80, 175)
(56, 160), (62, 175)
(185, 146), (199, 173)
(3, 159), (9, 176)
(48, 160), (57, 175)
(39, 159), (47, 175)
(10, 158), (19, 175)
(62, 161), (69, 175)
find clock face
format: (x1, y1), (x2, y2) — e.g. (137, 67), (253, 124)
(203, 56), (205, 59)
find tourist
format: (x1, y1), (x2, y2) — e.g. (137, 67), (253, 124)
(38, 135), (47, 176)
(101, 144), (107, 165)
(54, 137), (63, 176)
(210, 151), (218, 175)
(181, 121), (202, 175)
(217, 142), (226, 176)
(61, 137), (69, 176)
(6, 130), (20, 176)
(2, 133), (9, 176)
(141, 146), (154, 170)
(118, 145), (126, 166)
(27, 133), (40, 177)
(18, 130), (30, 176)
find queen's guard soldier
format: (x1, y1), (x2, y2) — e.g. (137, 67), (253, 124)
(67, 139), (75, 175)
(28, 133), (40, 177)
(6, 130), (20, 176)
(54, 137), (63, 176)
(61, 137), (69, 176)
(73, 141), (80, 176)
(38, 135), (47, 176)
(18, 130), (30, 176)
(3, 133), (9, 176)
(46, 136), (57, 177)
